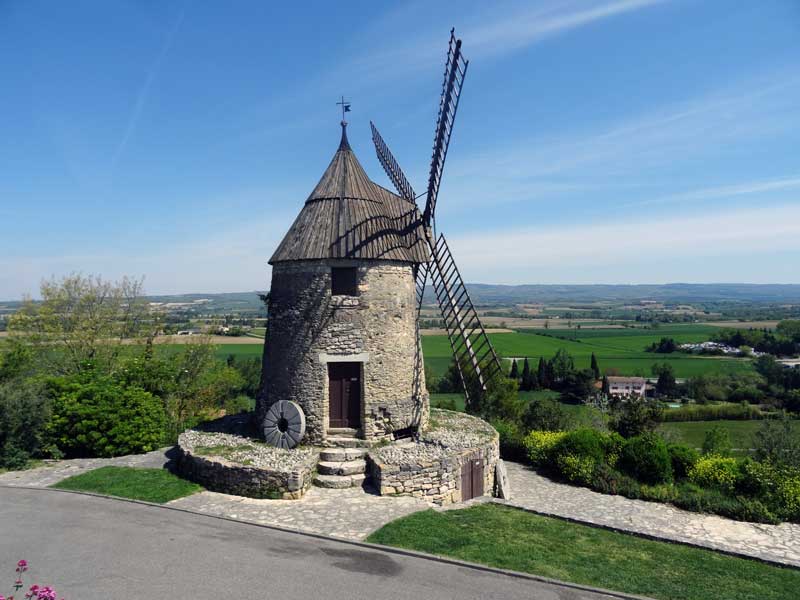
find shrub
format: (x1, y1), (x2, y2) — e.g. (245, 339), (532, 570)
(776, 471), (800, 521)
(553, 428), (608, 464)
(555, 453), (595, 485)
(689, 456), (741, 493)
(0, 380), (52, 469)
(523, 430), (566, 466)
(619, 433), (673, 484)
(522, 398), (573, 432)
(702, 426), (733, 456)
(224, 395), (255, 415)
(47, 376), (166, 458)
(754, 415), (800, 468)
(659, 403), (764, 422)
(492, 419), (527, 462)
(668, 444), (699, 480)
(609, 397), (663, 438)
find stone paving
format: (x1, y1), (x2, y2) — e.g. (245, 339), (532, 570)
(501, 461), (800, 568)
(168, 486), (431, 540)
(0, 448), (432, 540)
(4, 450), (800, 564)
(0, 449), (172, 488)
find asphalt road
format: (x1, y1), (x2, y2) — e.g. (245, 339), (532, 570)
(0, 487), (619, 600)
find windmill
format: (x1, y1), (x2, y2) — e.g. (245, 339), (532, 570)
(370, 29), (503, 411)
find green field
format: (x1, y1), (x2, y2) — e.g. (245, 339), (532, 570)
(421, 325), (750, 379)
(53, 466), (202, 503)
(659, 420), (763, 454)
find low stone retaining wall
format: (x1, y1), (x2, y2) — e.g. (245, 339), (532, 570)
(367, 409), (499, 504)
(177, 418), (318, 500)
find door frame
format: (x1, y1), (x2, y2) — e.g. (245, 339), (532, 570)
(326, 360), (363, 430)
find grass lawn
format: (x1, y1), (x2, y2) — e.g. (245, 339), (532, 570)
(660, 420), (762, 455)
(367, 504), (798, 600)
(52, 466), (202, 503)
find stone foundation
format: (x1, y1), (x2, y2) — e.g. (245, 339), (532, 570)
(367, 409), (499, 505)
(176, 417), (318, 500)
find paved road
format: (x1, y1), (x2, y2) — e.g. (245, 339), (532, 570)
(1, 488), (619, 600)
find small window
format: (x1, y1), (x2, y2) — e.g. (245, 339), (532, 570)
(331, 267), (358, 296)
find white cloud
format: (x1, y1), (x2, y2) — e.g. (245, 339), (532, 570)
(447, 203), (800, 283)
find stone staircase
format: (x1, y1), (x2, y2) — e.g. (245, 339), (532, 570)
(314, 446), (369, 489)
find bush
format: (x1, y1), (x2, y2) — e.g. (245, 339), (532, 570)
(619, 433), (673, 484)
(224, 395), (255, 415)
(492, 419), (527, 462)
(47, 375), (166, 458)
(668, 444), (699, 480)
(754, 415), (800, 468)
(702, 426), (733, 456)
(555, 453), (595, 485)
(659, 403), (765, 422)
(523, 430), (566, 466)
(609, 397), (663, 438)
(0, 380), (52, 469)
(522, 398), (573, 432)
(776, 471), (800, 521)
(553, 428), (608, 464)
(689, 456), (741, 493)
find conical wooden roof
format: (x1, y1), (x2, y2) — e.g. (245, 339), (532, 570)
(270, 124), (429, 265)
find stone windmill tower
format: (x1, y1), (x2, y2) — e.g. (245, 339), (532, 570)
(258, 30), (503, 449)
(257, 117), (430, 446)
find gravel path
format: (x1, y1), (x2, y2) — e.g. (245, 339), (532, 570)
(501, 461), (800, 568)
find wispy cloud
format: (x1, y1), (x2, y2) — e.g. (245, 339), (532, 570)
(625, 175), (800, 208)
(447, 203), (800, 283)
(111, 2), (187, 169)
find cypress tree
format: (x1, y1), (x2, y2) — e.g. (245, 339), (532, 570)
(537, 357), (550, 389)
(509, 359), (519, 379)
(602, 375), (610, 396)
(520, 357), (531, 391)
(590, 352), (600, 380)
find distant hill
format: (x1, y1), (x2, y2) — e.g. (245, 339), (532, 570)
(4, 284), (800, 309)
(458, 284), (800, 305)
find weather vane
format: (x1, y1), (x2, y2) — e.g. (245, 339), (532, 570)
(336, 95), (351, 123)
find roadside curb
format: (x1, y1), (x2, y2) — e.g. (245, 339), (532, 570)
(1, 484), (651, 600)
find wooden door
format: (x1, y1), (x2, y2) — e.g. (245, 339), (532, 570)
(328, 362), (361, 429)
(460, 454), (484, 501)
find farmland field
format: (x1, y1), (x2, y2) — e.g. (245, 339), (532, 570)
(421, 325), (751, 379)
(659, 420), (765, 455)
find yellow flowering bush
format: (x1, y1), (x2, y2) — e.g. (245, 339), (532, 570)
(689, 456), (741, 493)
(523, 430), (566, 466)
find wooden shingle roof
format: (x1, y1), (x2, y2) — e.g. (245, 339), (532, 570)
(270, 124), (429, 265)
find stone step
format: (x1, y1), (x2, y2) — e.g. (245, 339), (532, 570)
(325, 436), (366, 448)
(319, 447), (368, 462)
(327, 427), (358, 436)
(313, 473), (368, 489)
(317, 459), (367, 476)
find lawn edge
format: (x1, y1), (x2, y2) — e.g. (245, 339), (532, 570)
(492, 498), (800, 571)
(1, 484), (652, 600)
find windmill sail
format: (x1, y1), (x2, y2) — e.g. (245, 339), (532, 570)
(370, 29), (503, 406)
(424, 28), (468, 226)
(429, 233), (502, 407)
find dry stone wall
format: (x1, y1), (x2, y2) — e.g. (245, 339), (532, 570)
(368, 410), (500, 504)
(259, 259), (428, 444)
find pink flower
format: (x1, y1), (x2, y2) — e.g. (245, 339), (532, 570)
(16, 560), (28, 573)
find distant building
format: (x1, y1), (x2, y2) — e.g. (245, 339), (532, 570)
(607, 376), (647, 398)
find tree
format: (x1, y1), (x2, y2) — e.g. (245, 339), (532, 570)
(776, 319), (800, 343)
(702, 426), (732, 456)
(609, 397), (663, 438)
(508, 359), (519, 380)
(549, 349), (575, 384)
(522, 397), (573, 431)
(590, 353), (600, 380)
(520, 357), (533, 391)
(537, 357), (551, 389)
(561, 369), (596, 404)
(754, 414), (800, 468)
(652, 362), (678, 398)
(601, 375), (610, 396)
(8, 274), (150, 376)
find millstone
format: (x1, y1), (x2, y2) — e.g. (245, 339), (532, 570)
(262, 401), (306, 449)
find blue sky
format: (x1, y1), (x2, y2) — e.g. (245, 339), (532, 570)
(2, 0), (800, 298)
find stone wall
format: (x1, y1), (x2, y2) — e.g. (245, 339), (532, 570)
(367, 410), (500, 505)
(258, 259), (428, 444)
(176, 430), (318, 500)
